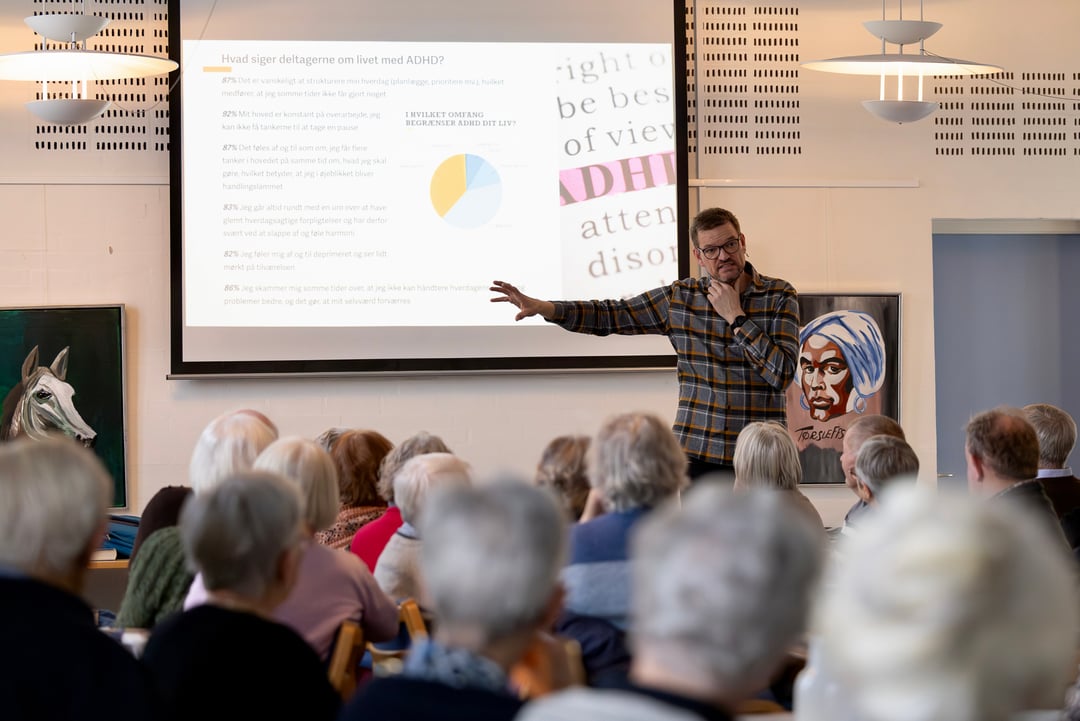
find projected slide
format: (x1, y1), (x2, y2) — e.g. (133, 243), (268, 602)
(431, 154), (502, 229)
(180, 39), (677, 337)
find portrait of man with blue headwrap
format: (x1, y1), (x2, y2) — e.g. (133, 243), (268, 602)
(785, 295), (900, 484)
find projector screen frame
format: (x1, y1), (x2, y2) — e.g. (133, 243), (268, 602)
(168, 0), (690, 378)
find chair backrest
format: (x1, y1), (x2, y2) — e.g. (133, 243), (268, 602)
(327, 620), (366, 701)
(399, 598), (429, 640)
(510, 633), (586, 699)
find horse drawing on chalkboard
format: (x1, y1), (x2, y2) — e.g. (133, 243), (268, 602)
(0, 346), (97, 447)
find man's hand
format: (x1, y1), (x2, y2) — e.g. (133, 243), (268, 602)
(706, 279), (744, 324)
(490, 280), (555, 321)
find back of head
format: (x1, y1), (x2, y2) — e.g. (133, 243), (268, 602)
(329, 429), (393, 507)
(846, 414), (905, 451)
(180, 470), (304, 599)
(254, 436), (340, 533)
(534, 434), (591, 520)
(855, 435), (919, 494)
(0, 436), (110, 580)
(377, 431), (451, 503)
(393, 452), (472, 525)
(1022, 403), (1077, 469)
(189, 409), (278, 494)
(817, 485), (1079, 721)
(591, 411), (688, 512)
(631, 485), (824, 697)
(418, 479), (567, 643)
(965, 406), (1039, 481)
(733, 421), (802, 490)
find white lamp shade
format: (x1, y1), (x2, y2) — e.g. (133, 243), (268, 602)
(25, 97), (111, 124)
(862, 20), (942, 45)
(24, 13), (109, 43)
(803, 53), (1002, 76)
(0, 50), (177, 81)
(862, 99), (939, 123)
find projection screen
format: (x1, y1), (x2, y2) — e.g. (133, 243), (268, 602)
(169, 0), (688, 376)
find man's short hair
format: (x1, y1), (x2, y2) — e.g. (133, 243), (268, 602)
(590, 412), (688, 512)
(818, 486), (1078, 721)
(0, 436), (110, 577)
(690, 207), (741, 246)
(630, 485), (824, 695)
(418, 480), (566, 643)
(1022, 403), (1077, 469)
(846, 414), (905, 450)
(181, 470), (305, 599)
(855, 435), (919, 493)
(733, 421), (802, 489)
(965, 407), (1039, 482)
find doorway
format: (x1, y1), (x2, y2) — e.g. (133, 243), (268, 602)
(932, 220), (1080, 488)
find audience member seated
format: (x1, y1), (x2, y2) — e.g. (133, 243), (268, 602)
(1023, 403), (1080, 561)
(142, 471), (341, 721)
(556, 411), (688, 686)
(838, 414), (905, 533)
(185, 437), (399, 660)
(965, 406), (1069, 547)
(846, 434), (918, 520)
(519, 485), (825, 721)
(733, 421), (826, 538)
(0, 437), (162, 720)
(117, 408), (277, 629)
(350, 430), (451, 570)
(315, 428), (394, 550)
(129, 485), (192, 563)
(341, 480), (567, 721)
(534, 434), (592, 521)
(374, 452), (473, 605)
(816, 485), (1078, 721)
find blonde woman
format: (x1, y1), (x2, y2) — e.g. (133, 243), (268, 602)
(733, 421), (826, 536)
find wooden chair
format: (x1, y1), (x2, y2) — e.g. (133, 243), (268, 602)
(367, 598), (430, 675)
(510, 633), (586, 699)
(327, 620), (366, 701)
(399, 598), (429, 640)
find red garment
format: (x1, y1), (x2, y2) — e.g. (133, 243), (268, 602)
(349, 505), (403, 571)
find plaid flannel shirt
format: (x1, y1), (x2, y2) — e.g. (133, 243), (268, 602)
(550, 262), (799, 465)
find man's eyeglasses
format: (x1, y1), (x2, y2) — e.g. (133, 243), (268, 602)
(697, 237), (741, 260)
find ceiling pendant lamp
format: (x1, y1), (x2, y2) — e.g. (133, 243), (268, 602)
(802, 0), (1002, 124)
(0, 0), (178, 124)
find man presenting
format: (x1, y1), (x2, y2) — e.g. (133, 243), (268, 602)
(491, 207), (798, 479)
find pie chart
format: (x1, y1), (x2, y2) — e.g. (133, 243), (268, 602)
(430, 153), (502, 229)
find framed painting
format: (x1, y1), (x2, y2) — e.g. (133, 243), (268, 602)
(785, 293), (901, 485)
(0, 305), (128, 507)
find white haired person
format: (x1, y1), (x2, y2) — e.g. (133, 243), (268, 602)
(850, 435), (919, 509)
(0, 437), (161, 720)
(520, 485), (825, 721)
(183, 437), (399, 660)
(815, 485), (1079, 721)
(733, 421), (825, 537)
(555, 411), (688, 686)
(341, 480), (568, 721)
(117, 408), (278, 629)
(141, 471), (341, 721)
(373, 451), (473, 604)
